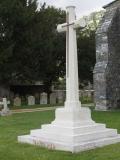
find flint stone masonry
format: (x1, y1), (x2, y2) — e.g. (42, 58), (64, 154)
(94, 0), (120, 110)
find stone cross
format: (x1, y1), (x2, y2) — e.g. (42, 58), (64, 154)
(0, 98), (11, 116)
(0, 98), (10, 110)
(18, 5), (120, 153)
(57, 6), (86, 110)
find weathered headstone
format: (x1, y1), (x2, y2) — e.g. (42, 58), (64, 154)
(14, 97), (21, 106)
(57, 90), (65, 104)
(18, 4), (120, 153)
(40, 92), (47, 104)
(28, 96), (35, 106)
(50, 92), (56, 104)
(0, 98), (11, 116)
(94, 0), (120, 110)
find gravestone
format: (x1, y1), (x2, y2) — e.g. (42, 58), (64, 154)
(57, 90), (64, 104)
(94, 0), (120, 110)
(14, 97), (21, 106)
(0, 98), (11, 116)
(50, 92), (56, 104)
(28, 96), (35, 106)
(40, 92), (47, 104)
(18, 5), (120, 153)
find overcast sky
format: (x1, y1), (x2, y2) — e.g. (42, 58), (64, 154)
(38, 0), (114, 17)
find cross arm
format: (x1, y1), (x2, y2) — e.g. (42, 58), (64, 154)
(73, 18), (86, 29)
(57, 18), (86, 33)
(57, 23), (67, 33)
(0, 100), (10, 105)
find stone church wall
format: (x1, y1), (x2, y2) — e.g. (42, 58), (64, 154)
(94, 1), (120, 110)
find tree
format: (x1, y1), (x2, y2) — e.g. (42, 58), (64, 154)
(77, 30), (96, 87)
(32, 5), (66, 92)
(0, 0), (102, 91)
(0, 0), (38, 84)
(0, 1), (66, 91)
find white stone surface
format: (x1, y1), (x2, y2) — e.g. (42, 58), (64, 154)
(0, 98), (11, 116)
(18, 107), (120, 152)
(18, 6), (120, 153)
(28, 96), (35, 106)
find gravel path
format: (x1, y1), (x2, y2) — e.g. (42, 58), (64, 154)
(11, 103), (94, 114)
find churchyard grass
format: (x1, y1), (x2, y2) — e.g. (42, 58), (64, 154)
(0, 110), (120, 160)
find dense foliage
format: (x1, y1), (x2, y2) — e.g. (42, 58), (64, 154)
(78, 30), (96, 86)
(0, 0), (66, 88)
(0, 0), (97, 90)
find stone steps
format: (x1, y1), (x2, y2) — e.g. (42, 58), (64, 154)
(40, 123), (106, 134)
(30, 127), (117, 143)
(18, 134), (120, 152)
(18, 107), (120, 152)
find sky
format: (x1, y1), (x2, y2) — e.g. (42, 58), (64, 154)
(38, 0), (114, 17)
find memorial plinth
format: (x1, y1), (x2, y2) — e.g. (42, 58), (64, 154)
(18, 6), (120, 153)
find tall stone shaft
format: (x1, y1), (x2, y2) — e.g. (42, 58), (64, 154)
(65, 6), (81, 110)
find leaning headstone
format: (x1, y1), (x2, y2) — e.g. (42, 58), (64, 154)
(40, 92), (47, 104)
(50, 92), (56, 104)
(0, 98), (11, 116)
(28, 96), (35, 106)
(14, 97), (21, 106)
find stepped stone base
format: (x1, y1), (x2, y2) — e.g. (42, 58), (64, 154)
(18, 107), (120, 153)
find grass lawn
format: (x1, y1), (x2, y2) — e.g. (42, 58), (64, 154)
(1, 110), (120, 160)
